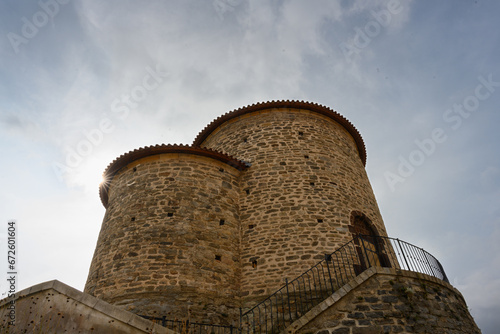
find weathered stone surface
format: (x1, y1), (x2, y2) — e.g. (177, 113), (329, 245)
(288, 268), (481, 334)
(85, 154), (241, 325)
(0, 280), (171, 334)
(200, 109), (388, 305)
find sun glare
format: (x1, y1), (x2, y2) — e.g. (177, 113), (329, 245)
(65, 156), (109, 194)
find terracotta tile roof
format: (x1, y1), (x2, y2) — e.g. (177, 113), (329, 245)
(192, 100), (366, 166)
(99, 144), (248, 208)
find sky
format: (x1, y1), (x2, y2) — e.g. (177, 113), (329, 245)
(0, 0), (498, 332)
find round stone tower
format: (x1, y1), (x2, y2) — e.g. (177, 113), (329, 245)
(193, 101), (389, 304)
(85, 101), (391, 323)
(85, 145), (247, 324)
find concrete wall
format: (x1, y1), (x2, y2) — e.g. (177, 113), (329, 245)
(200, 109), (388, 304)
(0, 280), (171, 334)
(288, 267), (481, 334)
(85, 153), (242, 325)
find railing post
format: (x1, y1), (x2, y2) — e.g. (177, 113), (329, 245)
(396, 238), (410, 270)
(285, 278), (293, 325)
(269, 297), (274, 334)
(436, 260), (449, 283)
(421, 248), (436, 277)
(239, 307), (242, 334)
(263, 303), (267, 333)
(162, 315), (166, 327)
(324, 254), (335, 293)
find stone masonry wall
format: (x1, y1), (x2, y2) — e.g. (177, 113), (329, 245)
(85, 153), (242, 325)
(200, 109), (389, 306)
(290, 268), (481, 334)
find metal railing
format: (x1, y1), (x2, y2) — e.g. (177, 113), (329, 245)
(139, 316), (237, 334)
(383, 236), (448, 283)
(239, 235), (448, 333)
(142, 235), (448, 334)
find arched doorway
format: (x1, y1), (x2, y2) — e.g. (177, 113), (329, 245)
(349, 212), (390, 274)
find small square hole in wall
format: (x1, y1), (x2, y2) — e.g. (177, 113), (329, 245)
(317, 219), (323, 223)
(252, 260), (257, 268)
(133, 167), (137, 172)
(219, 168), (224, 172)
(248, 224), (254, 229)
(131, 217), (136, 222)
(310, 182), (315, 186)
(215, 255), (222, 261)
(245, 189), (250, 195)
(243, 138), (248, 143)
(298, 131), (304, 136)
(219, 219), (225, 226)
(167, 212), (174, 217)
(304, 155), (309, 159)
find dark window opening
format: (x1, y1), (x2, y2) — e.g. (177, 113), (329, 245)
(215, 255), (222, 261)
(245, 189), (250, 195)
(317, 219), (323, 223)
(298, 131), (304, 136)
(304, 155), (309, 159)
(167, 212), (174, 217)
(131, 217), (136, 221)
(219, 168), (224, 172)
(133, 167), (137, 172)
(219, 219), (225, 226)
(248, 224), (254, 229)
(252, 260), (257, 268)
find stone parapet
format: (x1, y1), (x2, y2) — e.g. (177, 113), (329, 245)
(287, 267), (481, 334)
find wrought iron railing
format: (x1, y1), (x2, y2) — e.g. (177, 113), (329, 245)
(139, 316), (237, 334)
(383, 236), (448, 283)
(239, 235), (448, 333)
(142, 235), (448, 334)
